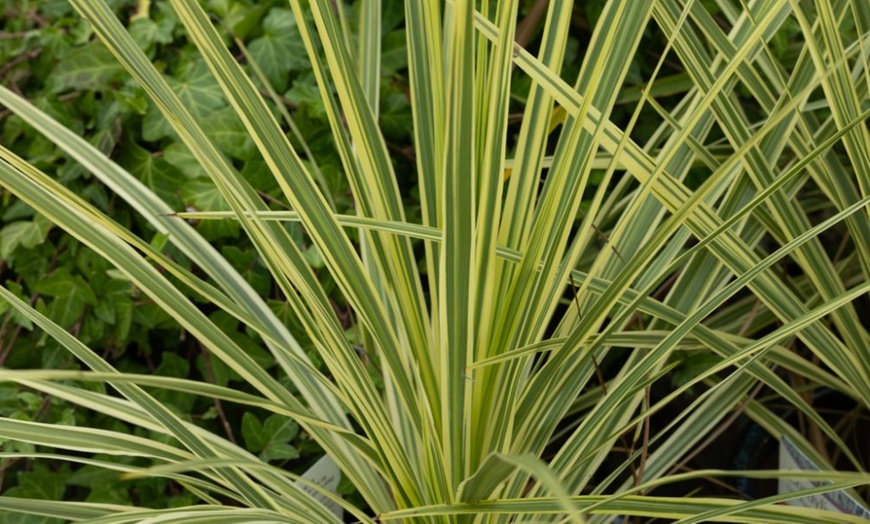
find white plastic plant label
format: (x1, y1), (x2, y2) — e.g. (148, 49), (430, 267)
(296, 454), (343, 519)
(778, 435), (870, 518)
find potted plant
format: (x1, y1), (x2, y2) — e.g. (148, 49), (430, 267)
(0, 0), (867, 521)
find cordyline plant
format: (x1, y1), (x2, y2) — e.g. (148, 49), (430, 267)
(0, 0), (869, 522)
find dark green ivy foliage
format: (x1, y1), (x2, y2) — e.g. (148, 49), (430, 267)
(0, 0), (414, 513)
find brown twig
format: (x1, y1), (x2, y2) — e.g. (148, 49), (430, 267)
(738, 299), (763, 337)
(0, 275), (44, 366)
(200, 345), (237, 444)
(576, 207), (627, 264)
(0, 31), (32, 39)
(568, 276), (642, 487)
(665, 380), (765, 499)
(385, 141), (416, 163)
(24, 9), (50, 28)
(256, 87), (298, 110)
(671, 462), (747, 497)
(257, 190), (292, 210)
(831, 230), (851, 265)
(631, 331), (652, 510)
(515, 0), (550, 49)
(0, 48), (42, 79)
(0, 390), (55, 488)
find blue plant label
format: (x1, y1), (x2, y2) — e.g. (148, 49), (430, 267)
(296, 454), (343, 519)
(778, 435), (870, 518)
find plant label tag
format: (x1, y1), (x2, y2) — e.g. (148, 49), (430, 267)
(296, 454), (343, 519)
(778, 435), (870, 518)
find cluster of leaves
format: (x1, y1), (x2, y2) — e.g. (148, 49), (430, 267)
(0, 0), (412, 512)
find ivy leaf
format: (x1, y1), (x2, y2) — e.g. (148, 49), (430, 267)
(286, 77), (327, 121)
(46, 294), (85, 329)
(240, 159), (279, 194)
(115, 84), (150, 115)
(6, 248), (50, 298)
(3, 201), (36, 222)
(163, 141), (207, 180)
(222, 245), (270, 297)
(227, 2), (272, 40)
(142, 59), (225, 141)
(381, 0), (405, 32)
(169, 59), (226, 121)
(67, 465), (131, 504)
(260, 442), (299, 462)
(241, 412), (266, 452)
(117, 140), (184, 209)
(379, 91), (413, 139)
(203, 107), (257, 160)
(89, 103), (123, 156)
(81, 183), (110, 211)
(303, 244), (324, 269)
(243, 413), (300, 461)
(263, 413), (299, 444)
(671, 352), (722, 390)
(96, 274), (134, 345)
(247, 8), (308, 92)
(0, 281), (33, 331)
(260, 415), (300, 461)
(197, 351), (237, 387)
(155, 352), (189, 378)
(35, 268), (98, 328)
(93, 300), (116, 324)
(4, 463), (67, 500)
(48, 42), (125, 93)
(128, 6), (175, 53)
(181, 179), (240, 239)
(267, 299), (296, 331)
(153, 353), (195, 413)
(36, 268), (97, 305)
(208, 310), (273, 369)
(380, 29), (408, 75)
(0, 215), (52, 260)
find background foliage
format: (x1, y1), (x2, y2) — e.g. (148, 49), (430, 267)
(0, 0), (369, 510)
